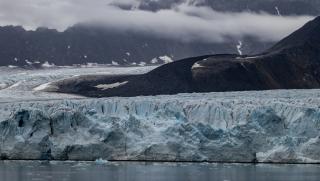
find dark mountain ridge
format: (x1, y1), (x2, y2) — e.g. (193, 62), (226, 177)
(50, 16), (320, 97)
(1, 0), (318, 67)
(0, 24), (271, 67)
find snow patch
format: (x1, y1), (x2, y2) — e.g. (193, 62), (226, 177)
(150, 58), (158, 64)
(25, 59), (32, 65)
(112, 61), (119, 66)
(191, 62), (205, 69)
(42, 61), (56, 68)
(159, 55), (173, 64)
(139, 62), (146, 66)
(85, 63), (98, 67)
(8, 65), (18, 68)
(245, 55), (262, 59)
(236, 55), (262, 60)
(33, 82), (53, 91)
(95, 81), (129, 90)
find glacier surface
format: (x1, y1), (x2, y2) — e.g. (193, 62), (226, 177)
(0, 66), (320, 163)
(0, 66), (156, 103)
(1, 90), (320, 163)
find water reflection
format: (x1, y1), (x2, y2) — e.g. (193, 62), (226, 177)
(0, 161), (319, 181)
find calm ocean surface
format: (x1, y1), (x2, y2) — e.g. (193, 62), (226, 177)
(0, 161), (319, 181)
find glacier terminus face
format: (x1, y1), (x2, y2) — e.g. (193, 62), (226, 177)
(0, 67), (320, 163)
(1, 90), (320, 163)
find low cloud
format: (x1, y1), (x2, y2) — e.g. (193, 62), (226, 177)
(0, 0), (314, 43)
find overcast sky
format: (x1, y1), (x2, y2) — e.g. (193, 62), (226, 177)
(0, 0), (314, 43)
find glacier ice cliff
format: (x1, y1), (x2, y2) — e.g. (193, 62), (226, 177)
(1, 90), (320, 163)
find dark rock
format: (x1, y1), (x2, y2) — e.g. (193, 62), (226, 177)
(51, 16), (320, 97)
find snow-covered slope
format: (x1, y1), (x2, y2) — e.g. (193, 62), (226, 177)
(0, 66), (156, 103)
(1, 89), (320, 163)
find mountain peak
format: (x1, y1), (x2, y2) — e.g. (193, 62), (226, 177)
(268, 16), (320, 53)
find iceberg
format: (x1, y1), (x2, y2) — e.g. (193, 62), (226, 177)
(95, 158), (109, 164)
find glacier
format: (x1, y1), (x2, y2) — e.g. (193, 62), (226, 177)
(0, 66), (156, 102)
(1, 90), (320, 163)
(0, 66), (320, 163)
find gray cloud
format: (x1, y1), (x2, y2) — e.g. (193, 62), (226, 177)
(0, 0), (314, 43)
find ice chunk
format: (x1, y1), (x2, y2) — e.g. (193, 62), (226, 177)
(95, 158), (109, 164)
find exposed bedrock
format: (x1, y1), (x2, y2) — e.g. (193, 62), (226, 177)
(1, 92), (320, 163)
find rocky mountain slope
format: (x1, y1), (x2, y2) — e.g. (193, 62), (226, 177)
(0, 25), (272, 67)
(49, 16), (320, 97)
